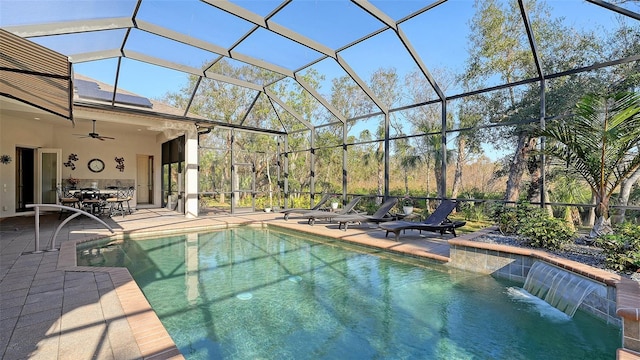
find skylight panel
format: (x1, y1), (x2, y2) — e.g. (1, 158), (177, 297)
(611, 0), (640, 14)
(266, 77), (337, 127)
(227, 0), (282, 17)
(73, 59), (119, 90)
(271, 102), (308, 133)
(369, 0), (436, 21)
(538, 0), (633, 74)
(400, 2), (472, 96)
(339, 29), (425, 109)
(125, 29), (217, 70)
(233, 27), (324, 71)
(29, 29), (126, 59)
(190, 77), (261, 125)
(117, 58), (191, 103)
(270, 1), (382, 50)
(305, 57), (378, 120)
(242, 94), (286, 133)
(0, 0), (135, 26)
(207, 58), (284, 87)
(137, 0), (253, 49)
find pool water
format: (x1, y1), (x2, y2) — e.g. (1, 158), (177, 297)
(77, 227), (620, 359)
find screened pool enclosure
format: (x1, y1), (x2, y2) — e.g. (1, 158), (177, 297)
(1, 0), (639, 221)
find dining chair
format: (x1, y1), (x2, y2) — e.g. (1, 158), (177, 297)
(56, 186), (81, 219)
(104, 187), (130, 217)
(79, 188), (103, 215)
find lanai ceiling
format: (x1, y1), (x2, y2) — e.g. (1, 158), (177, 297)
(1, 0), (639, 134)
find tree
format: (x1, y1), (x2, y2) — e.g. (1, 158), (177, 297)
(462, 0), (601, 204)
(614, 165), (640, 223)
(540, 91), (640, 237)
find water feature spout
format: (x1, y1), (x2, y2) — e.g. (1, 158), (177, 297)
(523, 261), (602, 317)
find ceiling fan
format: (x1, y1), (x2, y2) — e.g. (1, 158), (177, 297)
(74, 120), (115, 141)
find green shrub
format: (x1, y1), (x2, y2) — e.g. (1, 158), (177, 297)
(492, 202), (575, 250)
(519, 212), (575, 250)
(491, 202), (528, 234)
(459, 201), (488, 221)
(596, 222), (640, 272)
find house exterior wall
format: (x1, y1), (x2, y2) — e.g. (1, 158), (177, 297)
(0, 113), (164, 218)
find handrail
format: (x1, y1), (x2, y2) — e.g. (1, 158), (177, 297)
(26, 204), (115, 253)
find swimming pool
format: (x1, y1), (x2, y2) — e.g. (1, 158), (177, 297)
(77, 227), (620, 359)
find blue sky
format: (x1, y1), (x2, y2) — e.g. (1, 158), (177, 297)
(1, 0), (634, 102)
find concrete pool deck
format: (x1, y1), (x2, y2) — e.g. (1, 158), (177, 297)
(1, 208), (638, 359)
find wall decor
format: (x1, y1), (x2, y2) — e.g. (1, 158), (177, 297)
(63, 153), (78, 170)
(88, 158), (105, 173)
(115, 157), (125, 172)
(0, 154), (12, 164)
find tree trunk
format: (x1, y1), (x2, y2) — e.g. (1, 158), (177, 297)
(589, 216), (613, 239)
(613, 167), (640, 223)
(404, 168), (409, 195)
(504, 134), (537, 204)
(435, 164), (444, 199)
(377, 163), (383, 205)
(451, 137), (465, 200)
(526, 155), (552, 215)
(266, 155), (273, 208)
(425, 159), (431, 196)
(589, 195), (613, 238)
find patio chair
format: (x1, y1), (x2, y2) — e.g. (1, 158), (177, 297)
(56, 186), (81, 219)
(333, 197), (399, 231)
(281, 193), (331, 220)
(299, 196), (363, 225)
(123, 186), (135, 214)
(79, 188), (103, 216)
(379, 199), (466, 241)
(105, 188), (128, 218)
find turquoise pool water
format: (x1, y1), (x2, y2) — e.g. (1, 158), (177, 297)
(77, 227), (620, 359)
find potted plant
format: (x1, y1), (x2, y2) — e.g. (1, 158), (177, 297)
(67, 176), (79, 189)
(402, 195), (414, 215)
(330, 196), (340, 210)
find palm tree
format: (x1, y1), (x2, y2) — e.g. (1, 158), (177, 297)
(540, 91), (640, 237)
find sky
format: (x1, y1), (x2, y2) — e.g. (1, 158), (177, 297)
(1, 0), (632, 101)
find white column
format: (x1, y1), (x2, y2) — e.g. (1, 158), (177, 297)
(184, 127), (199, 218)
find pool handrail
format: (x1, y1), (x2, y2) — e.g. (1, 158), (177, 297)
(26, 204), (114, 252)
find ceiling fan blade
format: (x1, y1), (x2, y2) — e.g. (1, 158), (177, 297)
(99, 136), (116, 140)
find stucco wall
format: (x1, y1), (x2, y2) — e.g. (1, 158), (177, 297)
(0, 114), (163, 218)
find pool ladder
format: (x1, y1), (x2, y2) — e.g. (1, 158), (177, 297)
(26, 204), (114, 253)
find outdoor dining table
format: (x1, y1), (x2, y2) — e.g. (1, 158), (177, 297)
(68, 188), (119, 215)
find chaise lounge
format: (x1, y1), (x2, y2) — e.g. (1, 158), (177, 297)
(379, 199), (466, 241)
(299, 196), (363, 225)
(281, 193), (331, 220)
(333, 197), (398, 231)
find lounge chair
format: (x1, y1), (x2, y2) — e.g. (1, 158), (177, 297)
(299, 196), (363, 225)
(281, 193), (331, 220)
(379, 199), (466, 241)
(333, 197), (399, 231)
